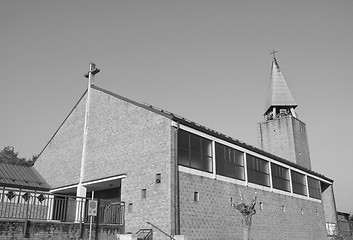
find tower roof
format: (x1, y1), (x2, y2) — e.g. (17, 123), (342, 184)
(264, 58), (297, 115)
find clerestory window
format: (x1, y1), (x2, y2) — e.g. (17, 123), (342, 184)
(291, 170), (307, 196)
(271, 163), (290, 192)
(215, 143), (245, 180)
(178, 130), (213, 172)
(307, 176), (321, 200)
(247, 154), (270, 187)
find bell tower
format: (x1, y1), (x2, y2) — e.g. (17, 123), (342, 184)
(258, 56), (312, 170)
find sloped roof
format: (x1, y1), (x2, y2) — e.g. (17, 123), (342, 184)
(37, 84), (332, 183)
(91, 85), (332, 183)
(265, 58), (297, 114)
(0, 163), (50, 191)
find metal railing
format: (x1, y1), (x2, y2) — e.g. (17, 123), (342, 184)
(146, 222), (175, 240)
(136, 229), (153, 240)
(0, 187), (124, 225)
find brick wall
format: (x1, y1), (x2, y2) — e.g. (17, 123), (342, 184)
(0, 220), (122, 240)
(34, 87), (176, 239)
(291, 117), (312, 170)
(179, 172), (328, 240)
(258, 116), (312, 170)
(322, 183), (338, 227)
(34, 94), (86, 188)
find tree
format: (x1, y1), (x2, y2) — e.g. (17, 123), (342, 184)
(232, 193), (257, 240)
(0, 146), (37, 166)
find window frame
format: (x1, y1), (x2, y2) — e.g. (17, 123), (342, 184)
(215, 142), (245, 180)
(291, 170), (307, 196)
(177, 130), (213, 173)
(246, 154), (270, 187)
(271, 163), (291, 192)
(307, 176), (321, 200)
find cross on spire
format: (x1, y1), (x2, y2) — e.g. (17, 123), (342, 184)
(270, 50), (278, 59)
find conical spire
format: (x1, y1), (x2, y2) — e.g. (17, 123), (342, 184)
(264, 58), (298, 119)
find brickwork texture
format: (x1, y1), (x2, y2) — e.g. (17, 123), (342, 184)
(179, 172), (328, 240)
(258, 116), (312, 170)
(34, 87), (334, 240)
(0, 220), (122, 240)
(34, 87), (175, 240)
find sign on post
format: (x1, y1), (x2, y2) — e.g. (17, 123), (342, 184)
(88, 200), (98, 216)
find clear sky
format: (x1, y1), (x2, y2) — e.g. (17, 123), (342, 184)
(1, 1), (352, 213)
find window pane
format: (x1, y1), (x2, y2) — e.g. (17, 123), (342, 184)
(247, 169), (255, 183)
(177, 130), (213, 173)
(190, 152), (201, 169)
(233, 149), (244, 166)
(178, 130), (189, 149)
(202, 139), (212, 157)
(263, 173), (269, 186)
(178, 149), (189, 167)
(190, 135), (201, 153)
(215, 143), (224, 161)
(308, 176), (321, 200)
(271, 164), (290, 192)
(215, 143), (245, 181)
(225, 162), (235, 178)
(235, 166), (245, 180)
(247, 154), (270, 187)
(202, 156), (213, 172)
(216, 154), (225, 176)
(291, 171), (307, 196)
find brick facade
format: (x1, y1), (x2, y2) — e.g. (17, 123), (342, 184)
(34, 86), (335, 240)
(0, 220), (122, 240)
(34, 94), (86, 188)
(258, 115), (312, 170)
(35, 87), (175, 239)
(179, 172), (327, 240)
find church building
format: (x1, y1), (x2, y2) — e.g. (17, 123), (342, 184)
(34, 58), (338, 240)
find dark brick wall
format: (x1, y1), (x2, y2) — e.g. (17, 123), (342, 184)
(179, 172), (328, 240)
(0, 220), (122, 240)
